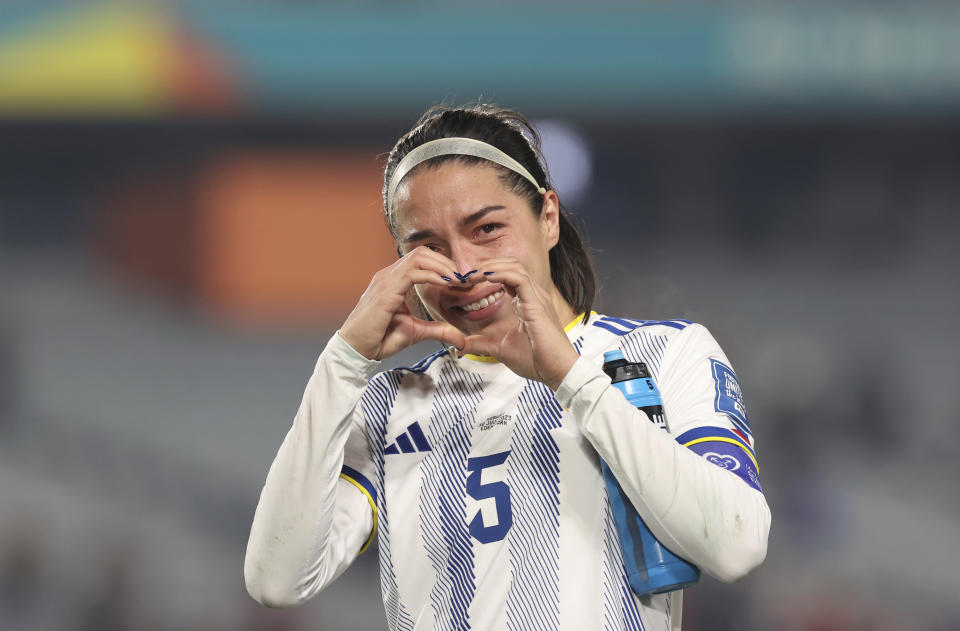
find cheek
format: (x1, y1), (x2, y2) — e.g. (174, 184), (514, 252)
(527, 245), (554, 289)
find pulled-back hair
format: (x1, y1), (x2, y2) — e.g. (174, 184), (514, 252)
(382, 103), (597, 322)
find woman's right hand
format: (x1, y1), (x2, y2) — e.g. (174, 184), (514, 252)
(338, 247), (466, 361)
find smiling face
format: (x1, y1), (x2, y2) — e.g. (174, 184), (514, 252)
(393, 160), (573, 338)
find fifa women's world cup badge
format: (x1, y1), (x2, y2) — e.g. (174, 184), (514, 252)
(710, 358), (751, 439)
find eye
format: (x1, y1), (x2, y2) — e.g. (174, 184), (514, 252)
(476, 223), (502, 237)
(425, 244), (442, 252)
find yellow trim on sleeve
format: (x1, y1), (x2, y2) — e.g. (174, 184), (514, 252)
(682, 436), (759, 471)
(462, 311), (596, 363)
(339, 473), (378, 554)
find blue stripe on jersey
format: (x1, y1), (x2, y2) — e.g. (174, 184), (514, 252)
(651, 319), (689, 330)
(572, 335), (585, 355)
(603, 316), (641, 330)
(395, 433), (416, 454)
(675, 426), (756, 460)
(408, 421), (432, 452)
(340, 464), (377, 505)
(602, 496), (646, 631)
(419, 361), (484, 630)
(506, 381), (563, 631)
(398, 348), (449, 374)
(361, 372), (416, 631)
(593, 320), (634, 336)
(618, 329), (670, 384)
(593, 317), (692, 337)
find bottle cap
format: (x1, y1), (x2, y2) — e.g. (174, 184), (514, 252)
(603, 349), (625, 363)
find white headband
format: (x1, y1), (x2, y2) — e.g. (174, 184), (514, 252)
(386, 137), (547, 213)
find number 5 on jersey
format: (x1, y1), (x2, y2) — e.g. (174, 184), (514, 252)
(466, 451), (512, 544)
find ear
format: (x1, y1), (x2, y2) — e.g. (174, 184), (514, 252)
(539, 190), (561, 249)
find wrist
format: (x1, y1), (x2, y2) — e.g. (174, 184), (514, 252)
(544, 348), (580, 391)
(337, 325), (377, 361)
(322, 331), (381, 382)
(553, 354), (609, 408)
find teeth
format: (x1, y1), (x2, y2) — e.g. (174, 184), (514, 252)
(463, 290), (503, 312)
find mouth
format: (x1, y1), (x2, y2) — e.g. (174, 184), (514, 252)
(452, 287), (506, 320)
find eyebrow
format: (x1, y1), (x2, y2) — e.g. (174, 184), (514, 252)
(401, 205), (506, 245)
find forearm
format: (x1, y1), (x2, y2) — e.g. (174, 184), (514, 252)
(556, 357), (770, 582)
(244, 332), (378, 606)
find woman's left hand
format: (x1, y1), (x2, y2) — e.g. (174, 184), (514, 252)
(460, 258), (579, 390)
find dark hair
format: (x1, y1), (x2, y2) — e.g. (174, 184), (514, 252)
(382, 103), (597, 322)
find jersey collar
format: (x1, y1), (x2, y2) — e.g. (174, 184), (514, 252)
(460, 311), (595, 363)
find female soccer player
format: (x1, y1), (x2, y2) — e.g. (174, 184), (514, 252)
(244, 104), (770, 630)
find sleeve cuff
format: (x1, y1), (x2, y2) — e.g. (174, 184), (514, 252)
(554, 354), (609, 409)
(316, 331), (382, 384)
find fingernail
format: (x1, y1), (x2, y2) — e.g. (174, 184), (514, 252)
(441, 275), (452, 282)
(484, 271), (495, 276)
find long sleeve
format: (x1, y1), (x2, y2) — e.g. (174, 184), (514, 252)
(244, 332), (380, 607)
(555, 323), (771, 583)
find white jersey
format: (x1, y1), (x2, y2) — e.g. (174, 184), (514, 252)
(245, 314), (770, 631)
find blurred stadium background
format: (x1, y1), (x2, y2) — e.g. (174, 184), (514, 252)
(1, 2), (959, 630)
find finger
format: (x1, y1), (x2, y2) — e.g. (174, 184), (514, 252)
(473, 263), (541, 303)
(400, 246), (458, 279)
(403, 259), (460, 287)
(412, 320), (466, 349)
(463, 257), (515, 280)
(467, 258), (528, 284)
(384, 248), (451, 283)
(462, 259), (520, 298)
(461, 334), (498, 358)
(381, 251), (459, 295)
(405, 268), (457, 288)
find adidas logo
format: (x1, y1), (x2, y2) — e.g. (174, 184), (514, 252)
(384, 421), (432, 455)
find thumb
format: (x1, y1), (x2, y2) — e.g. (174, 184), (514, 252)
(413, 320), (466, 349)
(461, 334), (498, 359)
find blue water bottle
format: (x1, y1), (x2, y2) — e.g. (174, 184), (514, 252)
(600, 349), (701, 595)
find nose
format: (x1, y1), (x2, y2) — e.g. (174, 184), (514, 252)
(447, 243), (479, 279)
